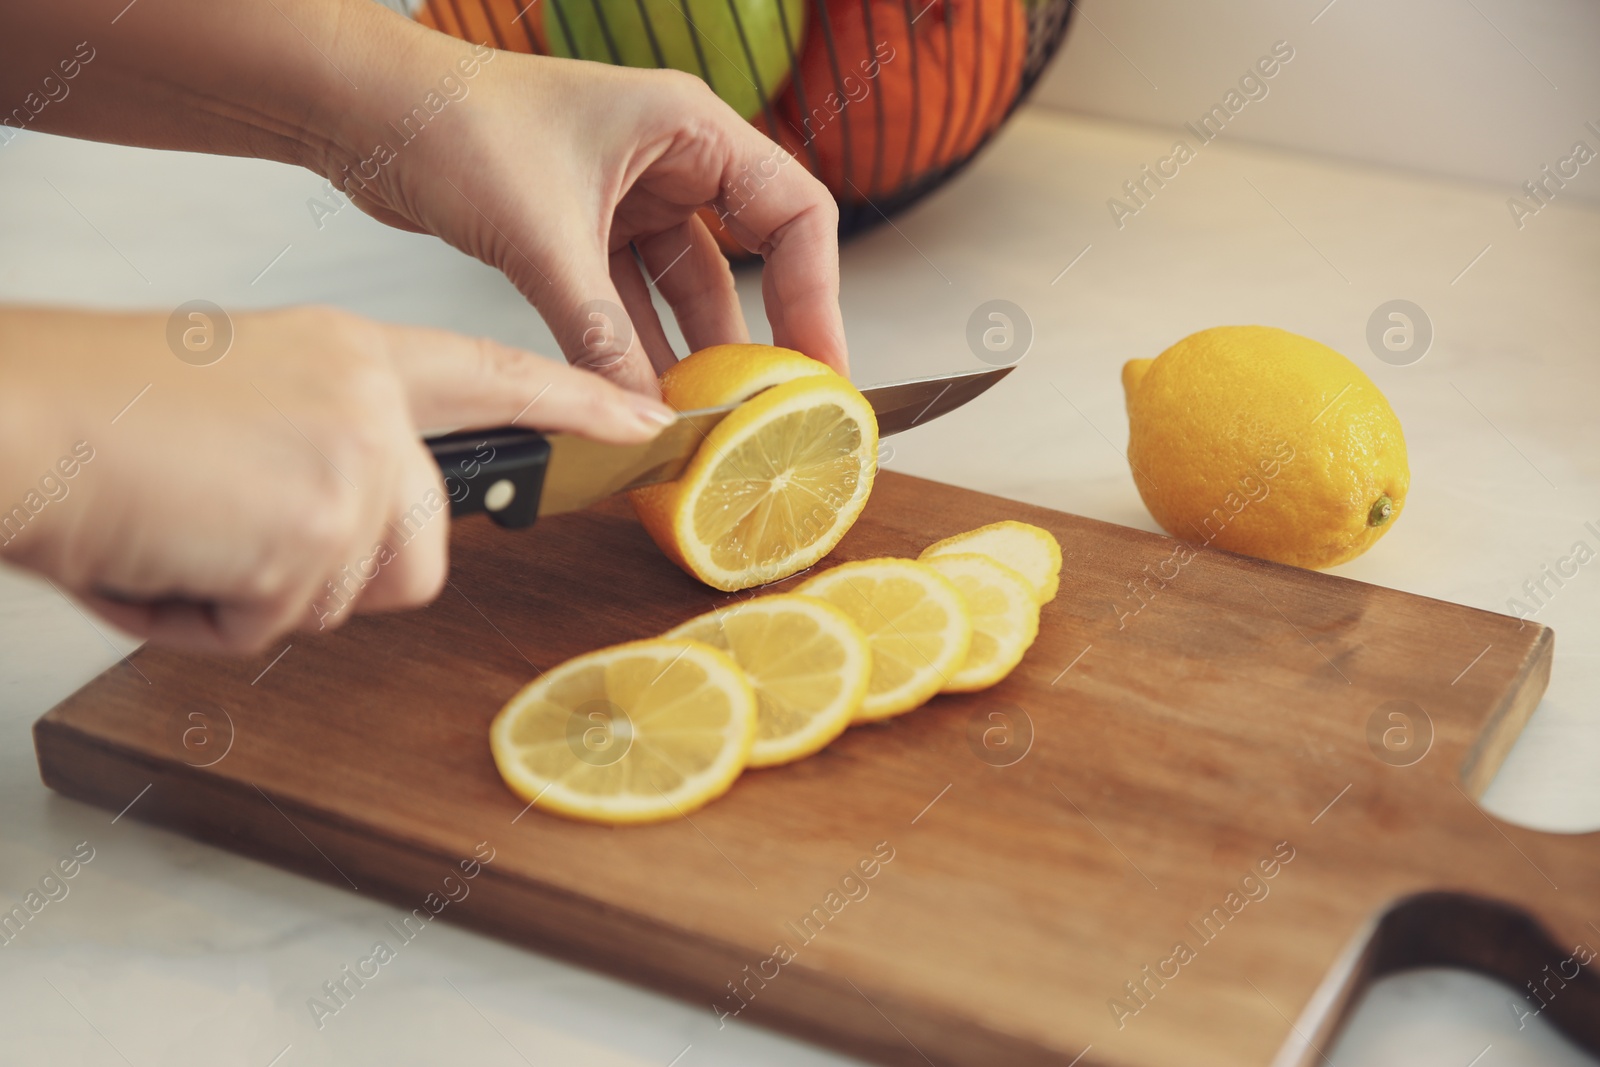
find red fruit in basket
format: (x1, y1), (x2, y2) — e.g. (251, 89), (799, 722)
(777, 0), (1026, 202)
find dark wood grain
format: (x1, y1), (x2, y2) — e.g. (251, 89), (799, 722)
(34, 472), (1595, 1067)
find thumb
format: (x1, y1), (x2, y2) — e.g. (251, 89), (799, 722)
(373, 321), (676, 444)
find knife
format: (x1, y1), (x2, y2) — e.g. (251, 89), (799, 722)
(427, 365), (1015, 529)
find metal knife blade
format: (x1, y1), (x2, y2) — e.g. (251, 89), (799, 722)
(536, 364), (1013, 517)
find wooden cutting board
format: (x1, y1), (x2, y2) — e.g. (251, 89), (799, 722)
(34, 472), (1598, 1066)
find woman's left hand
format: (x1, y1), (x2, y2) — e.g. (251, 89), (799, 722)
(2, 1), (847, 394)
(315, 35), (848, 395)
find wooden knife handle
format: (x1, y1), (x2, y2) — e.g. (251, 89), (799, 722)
(426, 427), (550, 529)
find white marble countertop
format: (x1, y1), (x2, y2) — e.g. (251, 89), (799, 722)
(2, 106), (1597, 1066)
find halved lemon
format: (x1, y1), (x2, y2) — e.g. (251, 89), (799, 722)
(489, 638), (756, 825)
(796, 558), (972, 722)
(920, 553), (1041, 692)
(631, 372), (878, 591)
(665, 594), (870, 767)
(920, 521), (1063, 603)
(655, 343), (832, 409)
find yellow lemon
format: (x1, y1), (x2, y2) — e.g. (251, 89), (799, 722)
(655, 342), (832, 409)
(920, 553), (1041, 692)
(920, 520), (1063, 603)
(489, 638), (756, 825)
(665, 593), (871, 767)
(631, 346), (878, 591)
(796, 558), (972, 721)
(1122, 326), (1408, 569)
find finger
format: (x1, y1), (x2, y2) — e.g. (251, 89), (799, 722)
(293, 514), (407, 633)
(263, 541), (378, 646)
(714, 130), (849, 375)
(373, 321), (676, 443)
(500, 221), (662, 396)
(143, 603), (229, 649)
(610, 245), (680, 376)
(635, 216), (750, 355)
(342, 439), (452, 616)
(762, 265), (789, 358)
(283, 396), (417, 635)
(82, 567), (333, 655)
(297, 549), (379, 635)
(84, 590), (297, 656)
(77, 593), (166, 645)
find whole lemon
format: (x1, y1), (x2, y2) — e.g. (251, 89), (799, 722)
(1121, 326), (1408, 569)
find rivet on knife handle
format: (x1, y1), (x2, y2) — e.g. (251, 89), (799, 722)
(426, 427), (550, 529)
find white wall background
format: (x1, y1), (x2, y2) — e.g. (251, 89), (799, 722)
(1031, 0), (1600, 206)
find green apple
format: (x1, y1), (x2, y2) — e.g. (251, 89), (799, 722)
(545, 0), (806, 121)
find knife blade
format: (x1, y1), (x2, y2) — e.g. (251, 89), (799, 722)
(428, 364), (1014, 528)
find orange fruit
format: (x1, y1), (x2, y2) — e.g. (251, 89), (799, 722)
(779, 0), (1026, 201)
(416, 0), (548, 53)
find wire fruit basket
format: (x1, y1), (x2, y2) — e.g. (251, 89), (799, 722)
(410, 0), (1075, 241)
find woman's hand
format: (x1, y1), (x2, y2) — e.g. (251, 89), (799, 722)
(4, 1), (848, 394)
(0, 1), (850, 652)
(320, 45), (849, 395)
(0, 306), (674, 653)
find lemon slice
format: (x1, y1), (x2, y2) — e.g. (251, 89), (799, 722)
(920, 521), (1063, 603)
(665, 594), (870, 767)
(796, 559), (972, 722)
(489, 638), (756, 825)
(631, 373), (878, 591)
(920, 553), (1041, 692)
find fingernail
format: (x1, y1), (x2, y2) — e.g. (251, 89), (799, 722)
(629, 395), (677, 430)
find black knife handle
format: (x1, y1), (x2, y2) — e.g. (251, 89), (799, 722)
(427, 427), (550, 529)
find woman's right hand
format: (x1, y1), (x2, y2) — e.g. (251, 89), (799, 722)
(0, 305), (674, 653)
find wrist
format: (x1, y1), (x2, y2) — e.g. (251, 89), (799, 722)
(297, 18), (503, 195)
